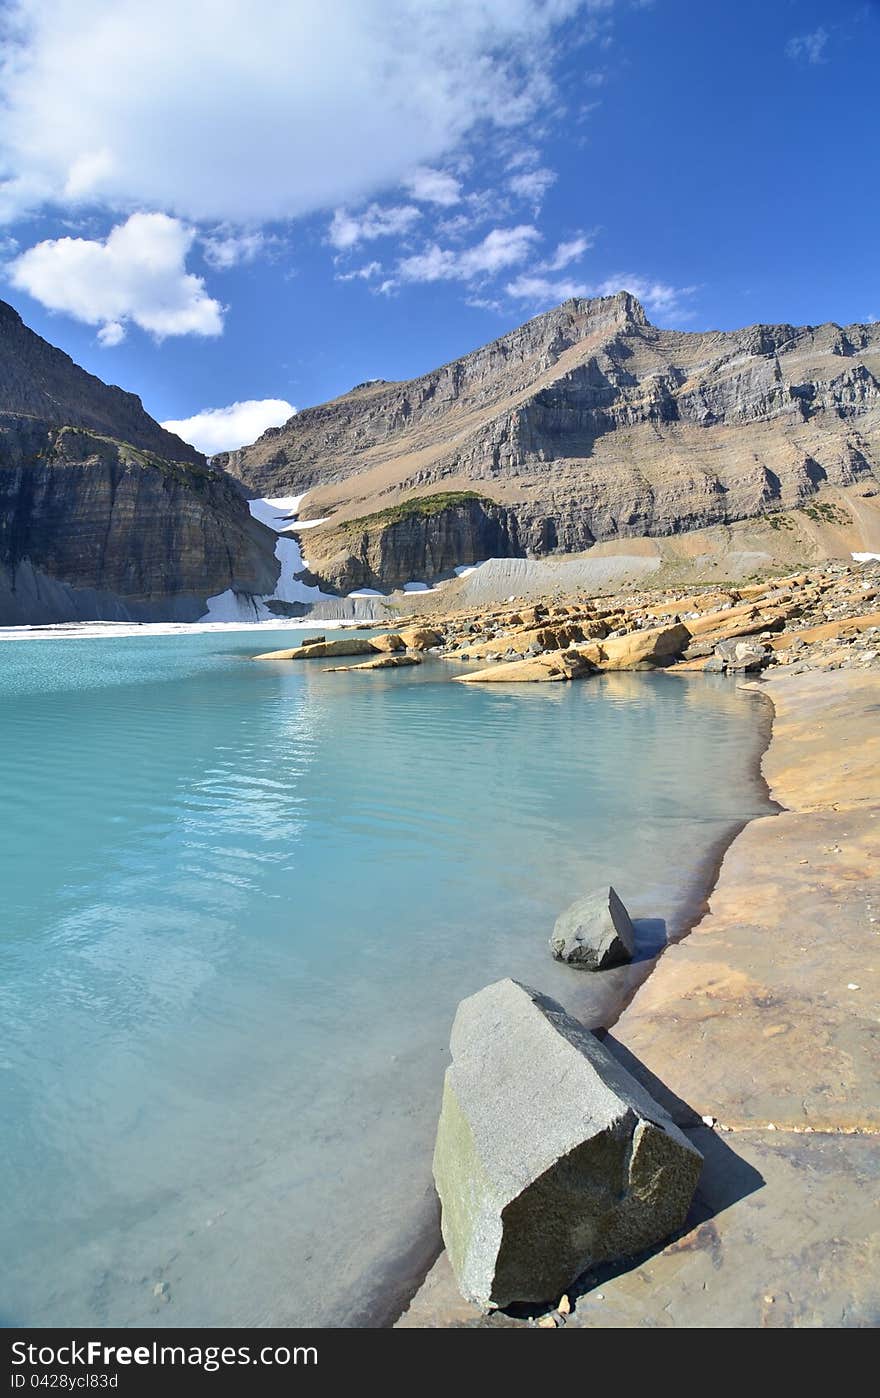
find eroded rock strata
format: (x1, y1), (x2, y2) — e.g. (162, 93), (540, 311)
(220, 293), (880, 592)
(0, 300), (279, 624)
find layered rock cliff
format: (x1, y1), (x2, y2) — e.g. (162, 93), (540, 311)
(220, 293), (880, 592)
(0, 301), (279, 624)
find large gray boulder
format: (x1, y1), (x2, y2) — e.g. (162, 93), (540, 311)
(550, 885), (636, 969)
(433, 979), (702, 1309)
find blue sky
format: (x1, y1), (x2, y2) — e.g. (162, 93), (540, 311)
(0, 0), (877, 453)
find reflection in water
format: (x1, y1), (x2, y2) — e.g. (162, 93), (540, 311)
(0, 634), (773, 1326)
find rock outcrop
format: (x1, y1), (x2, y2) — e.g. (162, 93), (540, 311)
(397, 626), (443, 651)
(584, 621), (692, 670)
(457, 649), (594, 683)
(294, 492), (516, 593)
(219, 293), (880, 592)
(0, 300), (279, 624)
(433, 979), (703, 1309)
(395, 556), (880, 679)
(323, 653), (421, 671)
(252, 637), (378, 660)
(550, 887), (637, 969)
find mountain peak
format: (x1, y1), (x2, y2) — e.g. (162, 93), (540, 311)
(0, 297), (203, 464)
(558, 290), (649, 325)
(509, 291), (650, 355)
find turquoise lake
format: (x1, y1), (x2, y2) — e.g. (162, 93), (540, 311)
(0, 629), (774, 1327)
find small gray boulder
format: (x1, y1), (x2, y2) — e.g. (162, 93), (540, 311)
(550, 885), (636, 970)
(714, 638), (768, 672)
(433, 979), (703, 1309)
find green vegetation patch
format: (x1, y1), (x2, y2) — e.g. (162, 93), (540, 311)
(764, 511), (796, 531)
(338, 490), (493, 534)
(799, 500), (849, 525)
(44, 426), (217, 486)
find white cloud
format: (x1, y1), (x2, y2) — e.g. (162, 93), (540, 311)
(202, 230), (265, 270)
(466, 295), (505, 313)
(161, 399), (296, 455)
(540, 233), (592, 271)
(0, 0), (593, 225)
(335, 260), (383, 282)
(506, 145), (543, 171)
(329, 204), (421, 250)
(506, 274), (590, 302)
(62, 148), (114, 199)
(508, 166), (557, 208)
(399, 224), (541, 283)
(505, 271), (697, 321)
(96, 321), (126, 347)
(785, 27), (829, 64)
(8, 212), (224, 342)
(404, 167), (461, 206)
(597, 275), (697, 317)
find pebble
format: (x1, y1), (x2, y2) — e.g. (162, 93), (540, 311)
(153, 1281), (170, 1302)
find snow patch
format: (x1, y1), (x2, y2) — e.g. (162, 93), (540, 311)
(248, 495), (305, 530)
(200, 494), (337, 621)
(852, 552), (880, 563)
(201, 494), (487, 621)
(201, 589), (272, 623)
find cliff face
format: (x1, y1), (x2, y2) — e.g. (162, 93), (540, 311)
(220, 294), (880, 592)
(311, 493), (516, 592)
(0, 302), (279, 624)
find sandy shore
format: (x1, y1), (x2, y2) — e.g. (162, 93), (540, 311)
(397, 666), (880, 1327)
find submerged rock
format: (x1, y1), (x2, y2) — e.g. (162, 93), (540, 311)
(433, 979), (702, 1309)
(550, 886), (637, 970)
(252, 637), (377, 660)
(323, 654), (422, 671)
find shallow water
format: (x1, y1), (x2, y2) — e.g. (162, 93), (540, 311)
(0, 632), (773, 1327)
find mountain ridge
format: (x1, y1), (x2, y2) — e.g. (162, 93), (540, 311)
(219, 293), (880, 592)
(0, 299), (203, 465)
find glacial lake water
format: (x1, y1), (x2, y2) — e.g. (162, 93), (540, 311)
(0, 629), (774, 1327)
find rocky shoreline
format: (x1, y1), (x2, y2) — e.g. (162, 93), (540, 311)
(396, 663), (879, 1327)
(253, 556), (880, 681)
(395, 556), (880, 681)
(247, 560), (879, 1325)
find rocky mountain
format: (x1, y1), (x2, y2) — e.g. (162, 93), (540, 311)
(0, 301), (279, 624)
(220, 292), (880, 592)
